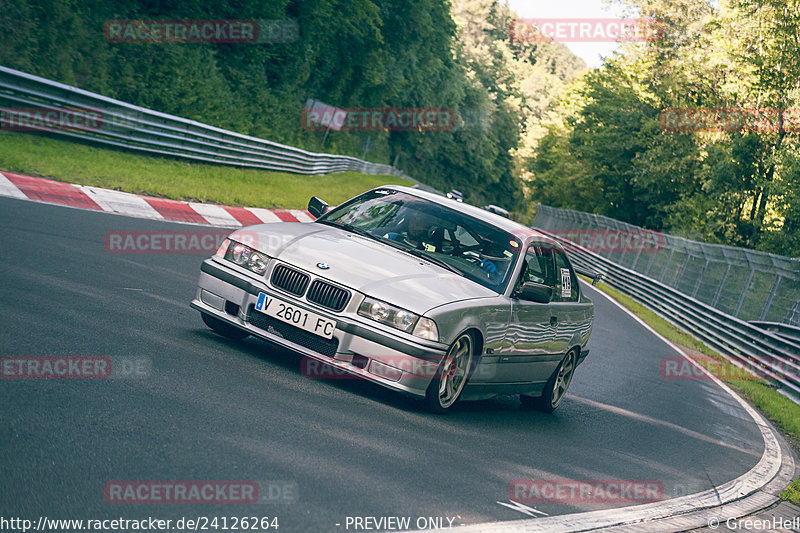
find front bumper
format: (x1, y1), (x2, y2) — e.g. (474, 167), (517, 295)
(191, 258), (449, 398)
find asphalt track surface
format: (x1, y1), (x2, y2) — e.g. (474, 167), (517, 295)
(0, 196), (766, 532)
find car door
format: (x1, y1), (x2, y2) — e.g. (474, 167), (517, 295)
(493, 242), (561, 384)
(551, 248), (591, 354)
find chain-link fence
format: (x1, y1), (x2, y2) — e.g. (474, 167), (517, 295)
(533, 205), (800, 326)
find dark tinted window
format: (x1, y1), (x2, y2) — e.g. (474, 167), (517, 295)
(519, 243), (556, 288)
(319, 189), (523, 292)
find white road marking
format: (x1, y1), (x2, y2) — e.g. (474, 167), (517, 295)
(0, 173), (311, 226)
(496, 500), (548, 517)
(413, 282), (789, 533)
(78, 185), (163, 220)
(246, 207), (283, 223)
(188, 202), (241, 227)
(0, 172), (29, 200)
(289, 209), (314, 222)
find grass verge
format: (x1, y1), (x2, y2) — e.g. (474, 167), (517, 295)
(0, 132), (414, 209)
(581, 276), (800, 505)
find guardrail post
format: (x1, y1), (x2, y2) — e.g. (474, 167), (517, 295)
(643, 245), (659, 277)
(676, 253), (692, 283)
(760, 275), (781, 321)
(658, 247), (676, 282)
(787, 301), (800, 325)
(630, 232), (649, 272)
(712, 264), (732, 307)
(692, 259), (710, 298)
(733, 267), (756, 318)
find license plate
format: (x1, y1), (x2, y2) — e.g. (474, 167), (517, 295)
(254, 293), (336, 339)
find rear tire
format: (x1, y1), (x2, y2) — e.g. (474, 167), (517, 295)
(201, 312), (249, 340)
(425, 333), (474, 413)
(522, 350), (576, 413)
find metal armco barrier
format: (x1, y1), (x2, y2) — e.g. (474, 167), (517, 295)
(0, 66), (411, 179)
(534, 226), (800, 400)
(749, 322), (800, 343)
(533, 204), (800, 327)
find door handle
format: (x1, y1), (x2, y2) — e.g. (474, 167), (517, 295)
(550, 316), (558, 326)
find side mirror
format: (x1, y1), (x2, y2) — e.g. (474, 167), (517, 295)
(308, 196), (329, 218)
(517, 282), (552, 303)
(573, 265), (603, 286)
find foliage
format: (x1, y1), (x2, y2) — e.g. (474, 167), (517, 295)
(7, 0), (793, 255)
(527, 0), (800, 256)
(0, 0), (585, 215)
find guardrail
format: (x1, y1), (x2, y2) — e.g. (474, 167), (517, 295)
(0, 65), (411, 179)
(534, 226), (800, 399)
(533, 205), (800, 326)
(749, 322), (800, 343)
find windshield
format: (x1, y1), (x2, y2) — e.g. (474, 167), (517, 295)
(318, 189), (522, 292)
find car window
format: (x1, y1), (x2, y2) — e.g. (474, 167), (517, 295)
(336, 197), (399, 229)
(519, 243), (556, 287)
(320, 189), (523, 292)
(553, 250), (579, 302)
(453, 225), (479, 248)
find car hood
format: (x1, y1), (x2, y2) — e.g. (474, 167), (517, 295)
(228, 222), (497, 313)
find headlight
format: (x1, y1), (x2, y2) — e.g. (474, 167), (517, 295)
(248, 253), (268, 275)
(231, 243), (251, 265)
(223, 240), (270, 276)
(358, 297), (438, 341)
(393, 310), (416, 330)
(363, 300), (390, 321)
(359, 297), (418, 333)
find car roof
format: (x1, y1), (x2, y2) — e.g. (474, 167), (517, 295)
(378, 185), (556, 246)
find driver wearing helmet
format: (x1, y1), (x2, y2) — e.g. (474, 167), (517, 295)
(386, 210), (497, 274)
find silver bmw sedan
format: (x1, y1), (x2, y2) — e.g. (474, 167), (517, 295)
(191, 185), (594, 413)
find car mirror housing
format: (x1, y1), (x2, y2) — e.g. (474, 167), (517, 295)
(573, 265), (604, 286)
(308, 196), (329, 218)
(518, 282), (552, 303)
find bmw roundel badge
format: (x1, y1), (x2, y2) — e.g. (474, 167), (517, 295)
(317, 262), (330, 270)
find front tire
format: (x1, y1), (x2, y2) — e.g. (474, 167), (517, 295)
(522, 350), (576, 413)
(201, 312), (249, 340)
(425, 333), (474, 413)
